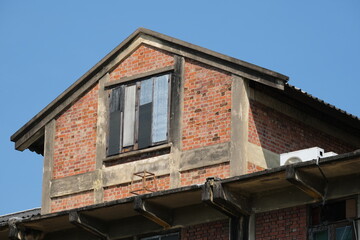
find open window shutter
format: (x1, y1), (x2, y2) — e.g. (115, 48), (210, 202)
(108, 86), (123, 156)
(122, 85), (136, 147)
(138, 78), (153, 149)
(152, 75), (169, 143)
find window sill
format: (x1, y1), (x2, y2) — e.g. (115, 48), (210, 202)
(103, 143), (172, 163)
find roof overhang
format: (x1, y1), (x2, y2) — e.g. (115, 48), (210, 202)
(1, 150), (359, 239)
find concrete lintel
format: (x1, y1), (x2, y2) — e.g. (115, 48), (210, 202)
(50, 171), (97, 198)
(41, 120), (56, 214)
(286, 165), (326, 200)
(180, 142), (230, 171)
(103, 154), (170, 187)
(69, 211), (108, 240)
(134, 197), (172, 228)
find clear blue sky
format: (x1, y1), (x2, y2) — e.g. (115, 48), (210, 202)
(0, 1), (359, 215)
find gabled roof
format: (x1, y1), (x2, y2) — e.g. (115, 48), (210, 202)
(10, 28), (360, 153)
(10, 28), (289, 153)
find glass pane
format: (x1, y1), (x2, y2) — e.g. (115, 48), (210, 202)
(336, 226), (353, 240)
(152, 75), (169, 143)
(138, 78), (153, 149)
(313, 230), (328, 240)
(122, 85), (136, 147)
(140, 78), (153, 105)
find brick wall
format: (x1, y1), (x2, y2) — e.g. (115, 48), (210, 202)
(248, 100), (356, 154)
(50, 191), (94, 212)
(182, 59), (232, 151)
(53, 84), (99, 179)
(109, 44), (174, 81)
(103, 175), (170, 202)
(180, 163), (230, 186)
(181, 219), (229, 240)
(255, 206), (307, 240)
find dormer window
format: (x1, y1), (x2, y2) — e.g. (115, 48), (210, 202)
(107, 73), (171, 156)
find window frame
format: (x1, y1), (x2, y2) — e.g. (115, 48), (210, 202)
(308, 198), (357, 240)
(105, 67), (174, 158)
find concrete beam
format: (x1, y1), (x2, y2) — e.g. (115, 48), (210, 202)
(286, 165), (326, 200)
(134, 197), (172, 228)
(202, 178), (250, 218)
(69, 211), (108, 240)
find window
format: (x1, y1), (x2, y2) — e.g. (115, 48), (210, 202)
(309, 199), (357, 240)
(141, 232), (179, 240)
(107, 73), (171, 156)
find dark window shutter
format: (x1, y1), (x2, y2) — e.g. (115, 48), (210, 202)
(107, 86), (123, 156)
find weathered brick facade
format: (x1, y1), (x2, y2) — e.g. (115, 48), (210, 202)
(53, 84), (99, 179)
(181, 219), (229, 240)
(180, 163), (230, 186)
(7, 29), (360, 240)
(255, 206), (307, 240)
(50, 190), (94, 212)
(182, 60), (232, 151)
(103, 174), (170, 202)
(109, 44), (174, 82)
(248, 100), (356, 154)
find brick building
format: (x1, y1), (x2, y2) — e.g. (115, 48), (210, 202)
(1, 28), (359, 240)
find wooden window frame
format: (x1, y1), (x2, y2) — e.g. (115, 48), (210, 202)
(105, 66), (174, 158)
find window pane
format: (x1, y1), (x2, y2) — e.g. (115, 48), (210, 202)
(336, 226), (353, 240)
(123, 85), (136, 147)
(108, 87), (123, 156)
(313, 230), (328, 240)
(152, 75), (169, 143)
(139, 79), (153, 149)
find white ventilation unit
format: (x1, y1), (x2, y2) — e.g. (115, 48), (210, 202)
(280, 147), (337, 166)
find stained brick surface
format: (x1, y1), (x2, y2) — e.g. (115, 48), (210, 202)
(104, 175), (170, 202)
(182, 60), (232, 151)
(180, 163), (230, 186)
(109, 44), (174, 81)
(256, 206), (307, 240)
(181, 219), (229, 240)
(53, 84), (99, 179)
(51, 191), (94, 212)
(248, 100), (356, 154)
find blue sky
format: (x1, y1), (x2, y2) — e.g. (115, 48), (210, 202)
(0, 1), (359, 215)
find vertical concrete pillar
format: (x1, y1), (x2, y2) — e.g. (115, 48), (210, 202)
(230, 75), (250, 176)
(169, 56), (185, 188)
(41, 119), (56, 214)
(94, 73), (110, 204)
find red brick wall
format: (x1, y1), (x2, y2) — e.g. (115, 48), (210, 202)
(50, 191), (94, 212)
(181, 219), (229, 240)
(180, 163), (230, 186)
(256, 206), (307, 240)
(109, 44), (174, 81)
(103, 175), (170, 202)
(248, 100), (356, 154)
(53, 84), (98, 179)
(182, 60), (232, 151)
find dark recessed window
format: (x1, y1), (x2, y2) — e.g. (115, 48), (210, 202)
(107, 74), (171, 156)
(309, 198), (357, 240)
